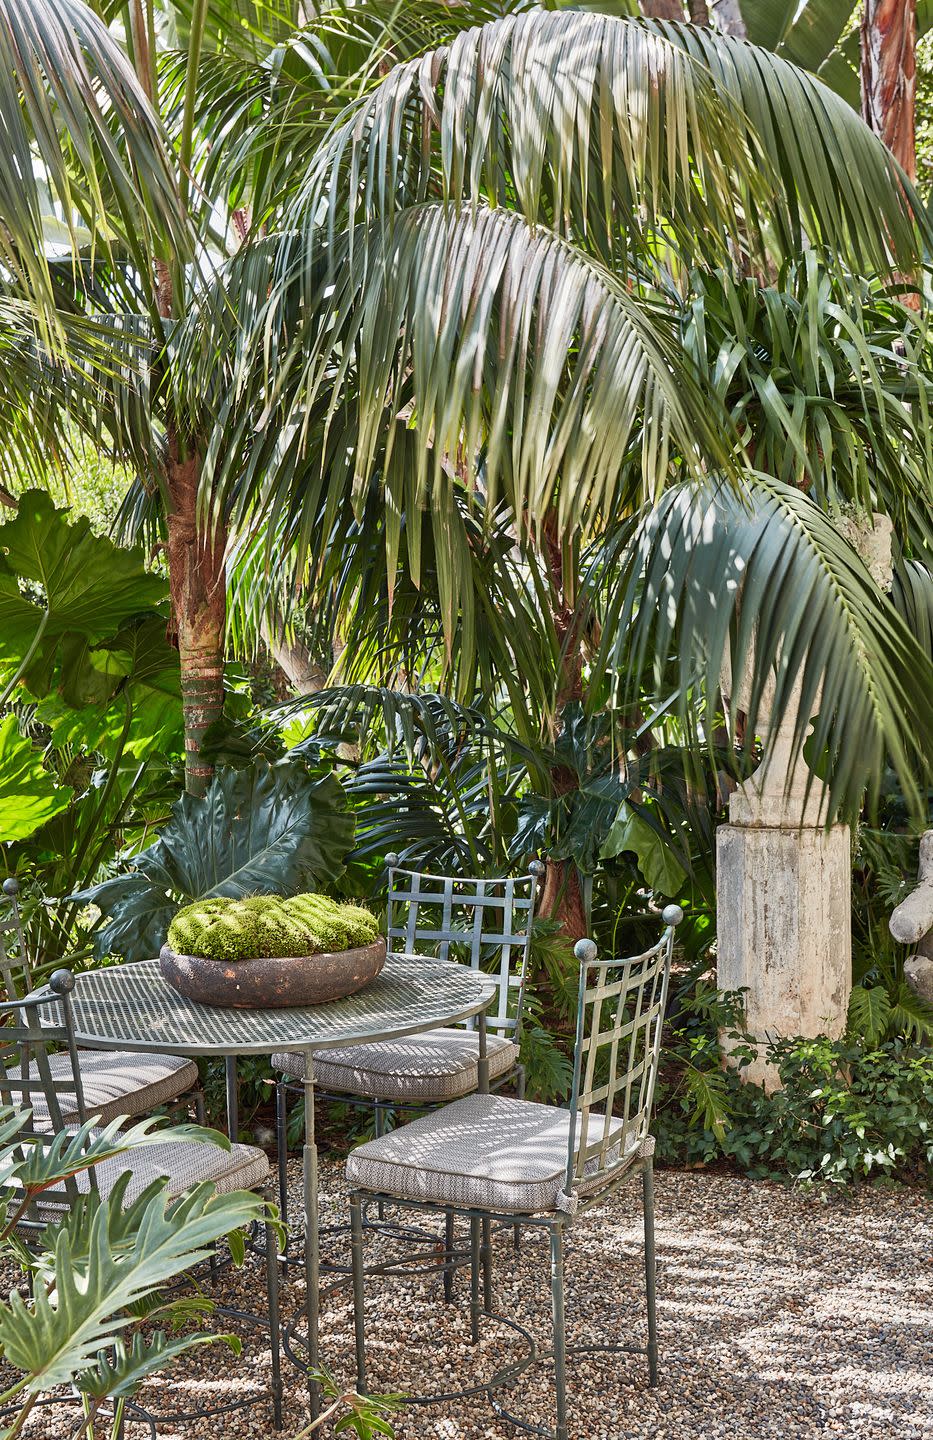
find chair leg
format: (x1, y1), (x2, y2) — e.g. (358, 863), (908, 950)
(481, 1216), (493, 1314)
(350, 1193), (368, 1394)
(443, 1207), (455, 1304)
(194, 1088), (206, 1126)
(264, 1213), (284, 1429)
(275, 1080), (289, 1228)
(469, 1216), (481, 1344)
(513, 1066), (525, 1254)
(550, 1225), (568, 1440)
(373, 1105), (385, 1222)
(643, 1157), (659, 1387)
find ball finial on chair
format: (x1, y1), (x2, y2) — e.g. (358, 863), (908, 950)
(661, 904), (684, 928)
(2, 877), (19, 897)
(49, 969), (76, 995)
(385, 853), (399, 870)
(574, 937), (598, 964)
(528, 858), (546, 878)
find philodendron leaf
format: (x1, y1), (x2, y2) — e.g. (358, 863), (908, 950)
(601, 803), (686, 896)
(79, 1330), (239, 1401)
(0, 1181), (262, 1393)
(75, 760), (354, 961)
(0, 713), (72, 843)
(0, 490), (166, 697)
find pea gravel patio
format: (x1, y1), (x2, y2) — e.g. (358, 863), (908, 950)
(6, 1159), (931, 1439)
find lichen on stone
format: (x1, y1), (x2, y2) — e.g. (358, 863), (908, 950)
(166, 893), (380, 962)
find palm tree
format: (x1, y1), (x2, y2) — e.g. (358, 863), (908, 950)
(6, 1), (933, 836)
(179, 6), (932, 929)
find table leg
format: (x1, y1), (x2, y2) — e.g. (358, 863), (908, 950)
(302, 1049), (320, 1421)
(477, 1011), (489, 1094)
(225, 1056), (239, 1141)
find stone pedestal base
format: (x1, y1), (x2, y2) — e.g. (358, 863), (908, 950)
(717, 823), (851, 1091)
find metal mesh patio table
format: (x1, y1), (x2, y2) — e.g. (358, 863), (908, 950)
(41, 952), (496, 1419)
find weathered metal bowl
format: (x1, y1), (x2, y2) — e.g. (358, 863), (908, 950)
(158, 937), (387, 1009)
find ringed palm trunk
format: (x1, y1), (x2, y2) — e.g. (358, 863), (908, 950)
(165, 431), (227, 796)
(540, 517), (588, 942)
(861, 0), (917, 181)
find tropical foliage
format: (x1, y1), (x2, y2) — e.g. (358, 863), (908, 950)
(0, 1107), (265, 1438)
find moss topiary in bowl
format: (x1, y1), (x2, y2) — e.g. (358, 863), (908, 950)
(159, 894), (386, 1009)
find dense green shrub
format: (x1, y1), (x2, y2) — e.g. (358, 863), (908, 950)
(655, 987), (933, 1186)
(167, 893), (379, 962)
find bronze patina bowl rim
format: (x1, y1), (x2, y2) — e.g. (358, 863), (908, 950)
(158, 936), (387, 1009)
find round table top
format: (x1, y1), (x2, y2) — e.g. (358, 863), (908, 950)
(44, 954), (497, 1058)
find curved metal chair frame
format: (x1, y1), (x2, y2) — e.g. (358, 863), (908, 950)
(274, 857), (544, 1290)
(0, 972), (284, 1432)
(1, 878), (206, 1129)
(345, 907), (681, 1440)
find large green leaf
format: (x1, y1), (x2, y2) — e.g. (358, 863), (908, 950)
(0, 491), (167, 701)
(0, 713), (72, 843)
(35, 615), (183, 761)
(75, 760), (354, 961)
(601, 802), (687, 896)
(0, 1179), (261, 1393)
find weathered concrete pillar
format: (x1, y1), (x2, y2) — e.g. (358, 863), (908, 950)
(716, 513), (892, 1090)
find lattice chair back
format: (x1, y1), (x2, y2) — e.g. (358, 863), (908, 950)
(0, 971), (92, 1233)
(384, 856), (545, 1038)
(561, 905), (682, 1206)
(0, 878), (32, 1002)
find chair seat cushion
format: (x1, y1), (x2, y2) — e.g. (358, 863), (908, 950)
(273, 1029), (517, 1103)
(345, 1092), (642, 1215)
(37, 1137), (270, 1221)
(31, 1049), (199, 1125)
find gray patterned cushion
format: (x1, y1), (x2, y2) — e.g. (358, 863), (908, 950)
(345, 1092), (641, 1214)
(37, 1137), (269, 1221)
(30, 1049), (199, 1125)
(273, 1029), (517, 1102)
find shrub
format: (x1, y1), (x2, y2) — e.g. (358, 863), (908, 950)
(654, 985), (933, 1186)
(167, 893), (379, 962)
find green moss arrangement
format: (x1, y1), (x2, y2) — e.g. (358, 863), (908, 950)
(166, 893), (380, 963)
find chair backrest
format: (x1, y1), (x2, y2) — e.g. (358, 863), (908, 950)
(0, 971), (91, 1232)
(564, 906), (682, 1196)
(0, 878), (31, 1001)
(384, 856), (545, 1037)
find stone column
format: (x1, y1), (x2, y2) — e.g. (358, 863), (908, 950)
(716, 513), (893, 1090)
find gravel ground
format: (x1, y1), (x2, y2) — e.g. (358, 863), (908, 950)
(4, 1159), (931, 1440)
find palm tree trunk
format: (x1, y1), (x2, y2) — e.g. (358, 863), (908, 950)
(861, 0), (917, 181)
(165, 433), (227, 796)
(640, 1), (685, 18)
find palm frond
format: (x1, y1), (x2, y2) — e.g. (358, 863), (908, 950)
(274, 10), (926, 283)
(203, 202), (728, 611)
(589, 477), (933, 820)
(0, 0), (185, 335)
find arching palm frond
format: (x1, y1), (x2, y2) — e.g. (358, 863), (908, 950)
(657, 17), (927, 273)
(0, 299), (146, 492)
(0, 0), (185, 334)
(201, 202), (729, 577)
(589, 477), (933, 820)
(274, 9), (926, 287)
(678, 258), (933, 558)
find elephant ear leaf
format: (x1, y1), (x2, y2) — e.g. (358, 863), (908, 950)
(0, 491), (167, 700)
(601, 802), (686, 897)
(75, 761), (354, 962)
(0, 713), (72, 843)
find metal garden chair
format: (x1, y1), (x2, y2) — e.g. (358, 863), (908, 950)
(272, 856), (544, 1228)
(0, 969), (284, 1430)
(1, 877), (205, 1129)
(344, 905), (682, 1440)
